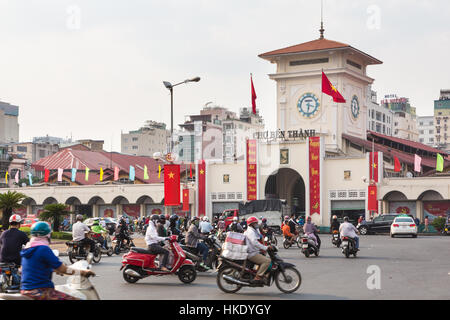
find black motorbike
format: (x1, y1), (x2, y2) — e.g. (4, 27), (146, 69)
(0, 262), (21, 293)
(113, 232), (135, 255)
(300, 235), (319, 257)
(341, 236), (358, 258)
(216, 246), (301, 294)
(66, 237), (102, 264)
(331, 231), (341, 247)
(181, 235), (221, 271)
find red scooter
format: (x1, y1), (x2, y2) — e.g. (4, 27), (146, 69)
(120, 235), (197, 284)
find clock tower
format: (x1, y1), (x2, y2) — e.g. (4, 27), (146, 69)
(259, 33), (382, 153)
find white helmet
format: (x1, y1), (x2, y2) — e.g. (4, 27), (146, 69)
(202, 216), (209, 222)
(232, 216), (238, 222)
(9, 214), (23, 224)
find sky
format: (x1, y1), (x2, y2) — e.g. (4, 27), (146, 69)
(0, 0), (448, 151)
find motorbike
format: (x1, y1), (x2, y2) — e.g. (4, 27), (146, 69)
(113, 232), (135, 255)
(216, 246), (301, 294)
(91, 232), (114, 256)
(0, 252), (99, 300)
(331, 230), (341, 247)
(283, 234), (302, 249)
(180, 234), (222, 271)
(300, 235), (319, 257)
(120, 235), (196, 284)
(341, 236), (358, 258)
(0, 262), (21, 293)
(261, 227), (277, 246)
(66, 233), (102, 264)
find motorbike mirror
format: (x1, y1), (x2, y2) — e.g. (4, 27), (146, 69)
(52, 250), (60, 257)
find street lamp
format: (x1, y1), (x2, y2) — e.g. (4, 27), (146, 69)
(163, 77), (201, 153)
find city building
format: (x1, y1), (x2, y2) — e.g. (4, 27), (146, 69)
(121, 121), (169, 157)
(33, 135), (73, 146)
(381, 94), (419, 142)
(9, 142), (59, 164)
(0, 145), (11, 187)
(0, 101), (19, 144)
(77, 139), (104, 151)
(417, 116), (435, 146)
(367, 87), (394, 136)
(434, 89), (450, 153)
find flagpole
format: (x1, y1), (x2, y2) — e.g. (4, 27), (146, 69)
(320, 69), (323, 138)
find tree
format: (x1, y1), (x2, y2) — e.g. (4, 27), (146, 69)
(39, 203), (72, 232)
(0, 191), (27, 229)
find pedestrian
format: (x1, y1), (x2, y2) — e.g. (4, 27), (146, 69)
(424, 216), (429, 233)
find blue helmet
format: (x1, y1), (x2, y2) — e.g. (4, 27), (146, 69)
(30, 221), (51, 237)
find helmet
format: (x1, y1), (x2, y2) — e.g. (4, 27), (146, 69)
(284, 215), (289, 221)
(191, 216), (199, 224)
(169, 214), (179, 222)
(202, 216), (209, 222)
(232, 216), (238, 222)
(76, 214), (83, 221)
(150, 214), (160, 223)
(262, 218), (267, 223)
(9, 214), (23, 224)
(307, 216), (311, 222)
(159, 214), (166, 221)
(219, 216), (224, 220)
(30, 221), (51, 237)
(344, 216), (349, 222)
(165, 214), (170, 220)
(92, 219), (99, 226)
(332, 215), (337, 220)
(246, 216), (259, 226)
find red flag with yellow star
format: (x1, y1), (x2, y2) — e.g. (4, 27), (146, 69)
(322, 71), (346, 103)
(369, 152), (379, 183)
(197, 160), (206, 217)
(182, 189), (190, 212)
(164, 164), (180, 206)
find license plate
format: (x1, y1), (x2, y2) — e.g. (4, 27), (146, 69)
(302, 244), (308, 248)
(342, 241), (348, 246)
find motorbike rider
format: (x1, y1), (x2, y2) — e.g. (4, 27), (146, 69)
(169, 214), (181, 235)
(303, 216), (320, 249)
(145, 214), (171, 272)
(330, 215), (341, 233)
(117, 216), (132, 247)
(339, 216), (360, 251)
(90, 219), (108, 249)
(72, 214), (96, 254)
(240, 218), (248, 231)
(244, 217), (273, 284)
(185, 217), (210, 270)
(288, 214), (299, 236)
(20, 221), (95, 300)
(0, 214), (29, 266)
(227, 216), (243, 233)
(199, 216), (213, 235)
(282, 218), (295, 245)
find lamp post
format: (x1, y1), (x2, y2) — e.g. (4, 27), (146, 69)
(163, 77), (201, 154)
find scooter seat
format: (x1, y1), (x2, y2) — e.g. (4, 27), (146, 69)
(130, 247), (153, 255)
(0, 293), (33, 300)
(181, 246), (198, 255)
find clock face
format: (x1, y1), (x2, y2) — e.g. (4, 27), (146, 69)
(297, 93), (320, 119)
(351, 95), (360, 119)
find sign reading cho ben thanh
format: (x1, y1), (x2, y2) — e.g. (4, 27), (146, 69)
(253, 129), (316, 141)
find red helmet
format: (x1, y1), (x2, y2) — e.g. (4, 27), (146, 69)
(9, 214), (23, 223)
(246, 216), (258, 226)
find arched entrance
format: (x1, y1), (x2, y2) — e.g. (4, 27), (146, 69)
(264, 168), (305, 217)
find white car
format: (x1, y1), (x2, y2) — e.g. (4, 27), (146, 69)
(390, 215), (418, 238)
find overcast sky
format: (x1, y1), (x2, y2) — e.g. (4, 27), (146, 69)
(0, 0), (448, 151)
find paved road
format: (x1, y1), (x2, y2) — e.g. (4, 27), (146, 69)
(53, 234), (450, 300)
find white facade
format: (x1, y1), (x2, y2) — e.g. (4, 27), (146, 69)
(367, 88), (394, 136)
(417, 116), (435, 146)
(0, 102), (19, 144)
(121, 121), (169, 156)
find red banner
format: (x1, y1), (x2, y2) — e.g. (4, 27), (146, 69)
(309, 137), (320, 216)
(247, 139), (257, 201)
(367, 185), (378, 212)
(198, 160), (206, 217)
(369, 152), (379, 183)
(164, 164), (180, 206)
(182, 189), (190, 212)
(122, 204), (140, 217)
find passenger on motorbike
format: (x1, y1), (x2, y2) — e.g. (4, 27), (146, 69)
(72, 215), (96, 254)
(282, 221), (294, 245)
(0, 215), (29, 266)
(117, 217), (132, 246)
(145, 215), (171, 272)
(169, 214), (181, 235)
(330, 215), (340, 233)
(90, 220), (108, 249)
(227, 216), (244, 233)
(288, 214), (299, 236)
(157, 214), (168, 237)
(199, 216), (213, 235)
(20, 222), (95, 300)
(339, 216), (359, 250)
(303, 217), (320, 248)
(185, 217), (210, 270)
(244, 217), (273, 284)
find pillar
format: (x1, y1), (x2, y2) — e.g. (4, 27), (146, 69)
(140, 204), (145, 219)
(416, 200), (423, 222)
(116, 204), (121, 218)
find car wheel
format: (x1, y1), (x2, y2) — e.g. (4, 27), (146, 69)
(412, 234), (417, 238)
(359, 226), (368, 235)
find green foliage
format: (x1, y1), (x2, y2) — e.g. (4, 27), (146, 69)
(19, 227), (72, 240)
(39, 203), (72, 232)
(0, 191), (27, 229)
(431, 217), (445, 232)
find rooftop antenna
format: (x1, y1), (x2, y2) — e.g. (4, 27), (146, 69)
(319, 0), (325, 39)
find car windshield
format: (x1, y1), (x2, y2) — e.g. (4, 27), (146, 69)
(395, 218), (414, 223)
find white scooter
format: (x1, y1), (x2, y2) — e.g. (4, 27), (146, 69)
(0, 250), (100, 300)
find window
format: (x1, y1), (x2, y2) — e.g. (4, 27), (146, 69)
(346, 59), (362, 69)
(420, 138), (424, 143)
(39, 150), (46, 158)
(132, 146), (138, 150)
(419, 130), (424, 134)
(429, 130), (434, 134)
(429, 138), (434, 142)
(383, 114), (386, 123)
(223, 174), (230, 183)
(419, 122), (423, 126)
(289, 57), (329, 66)
(17, 146), (27, 152)
(132, 137), (138, 142)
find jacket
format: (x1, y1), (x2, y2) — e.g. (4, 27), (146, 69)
(145, 221), (166, 246)
(244, 226), (268, 258)
(185, 224), (205, 248)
